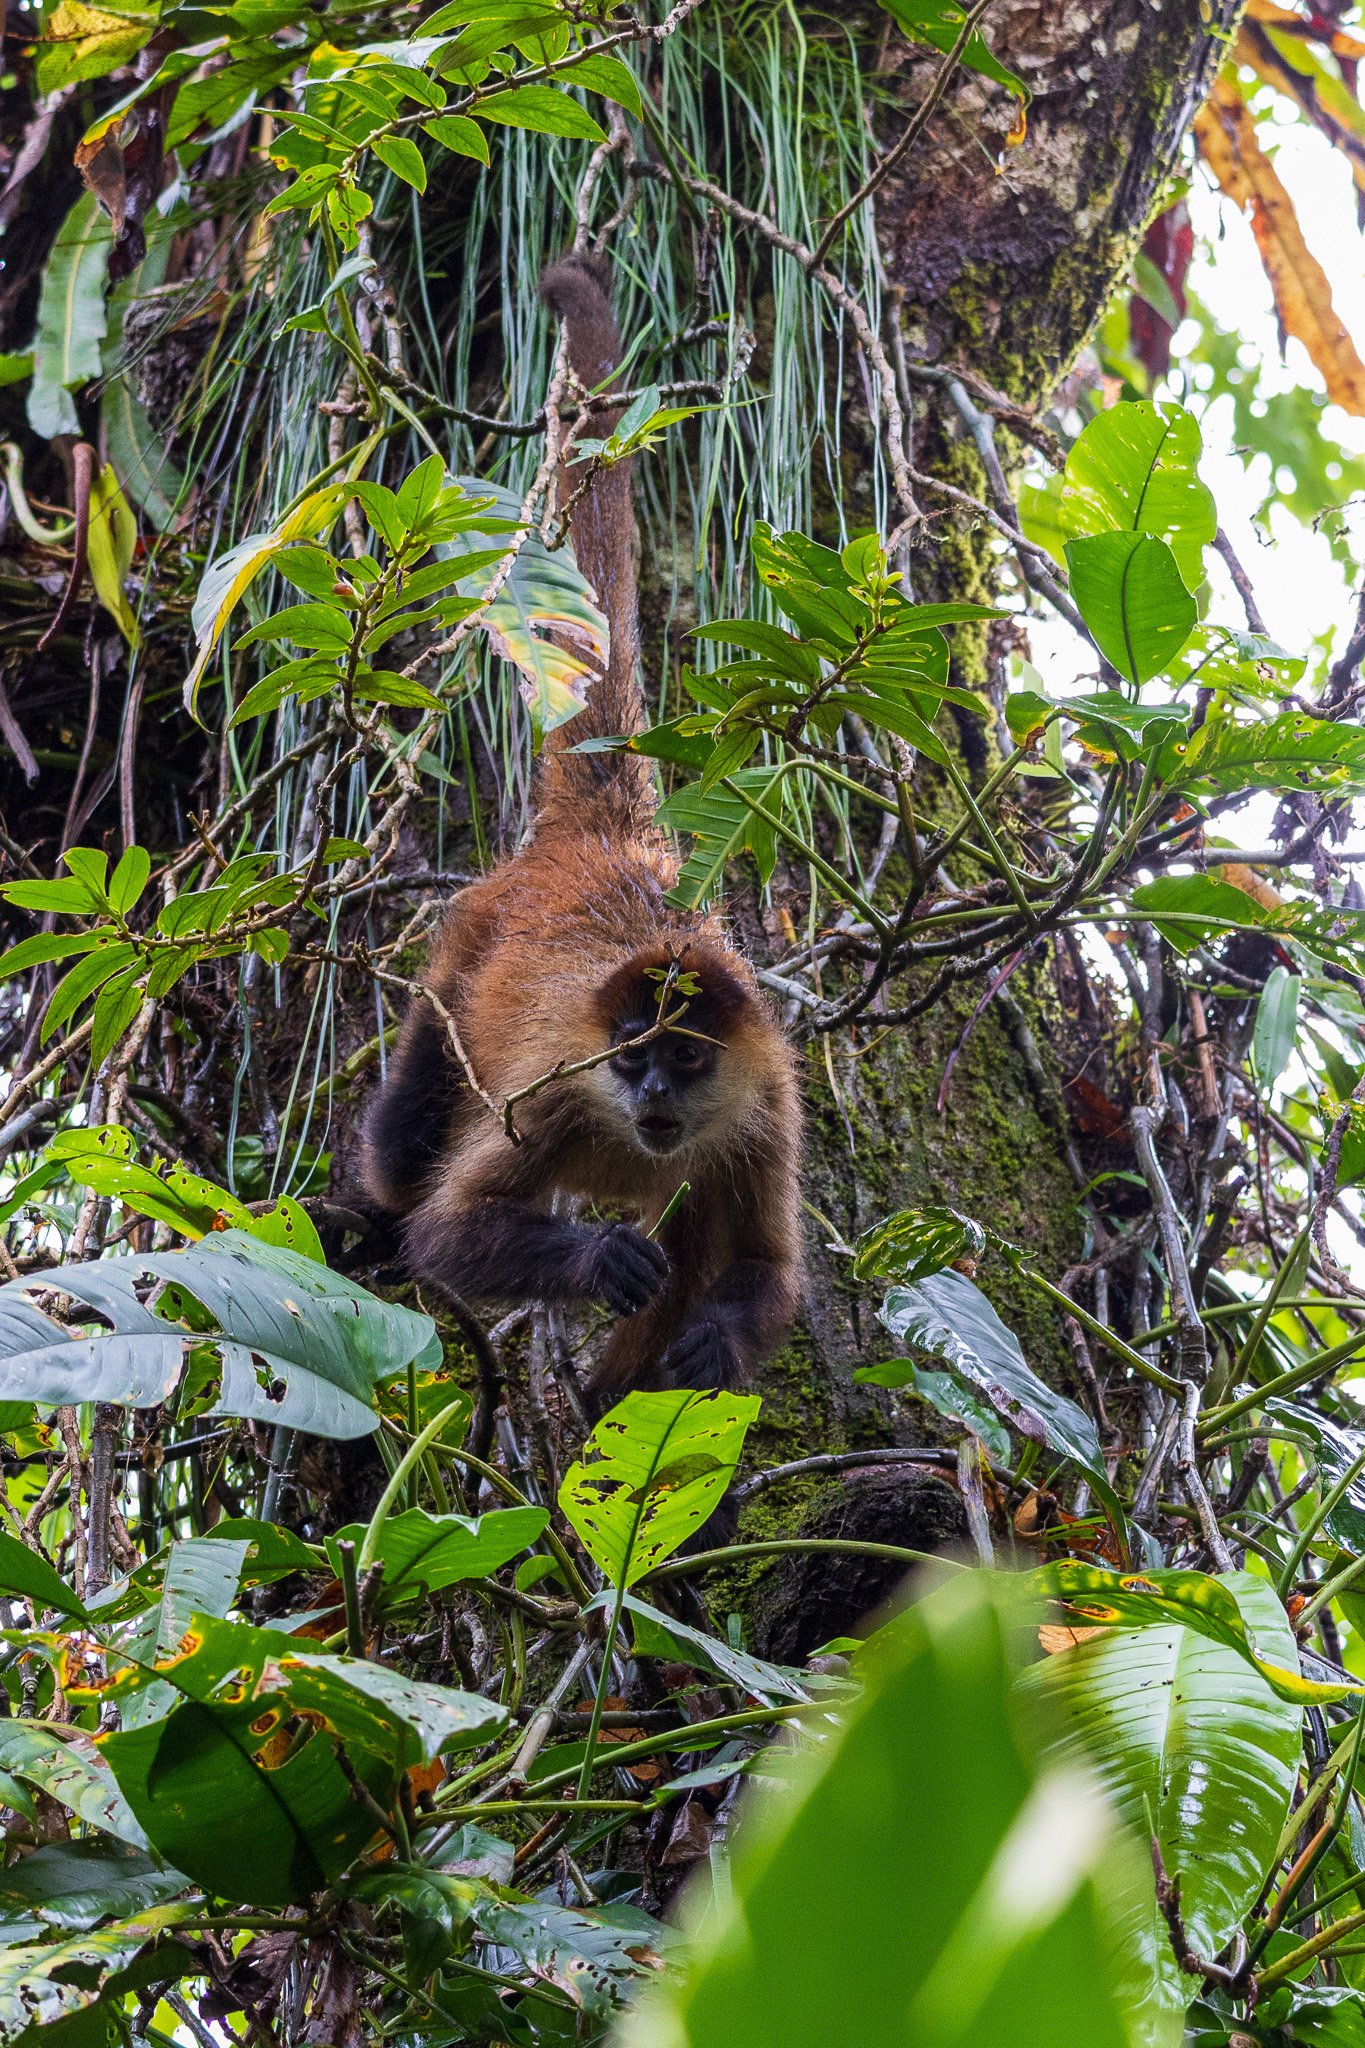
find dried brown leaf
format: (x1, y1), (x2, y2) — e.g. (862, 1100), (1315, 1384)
(1194, 73), (1365, 415)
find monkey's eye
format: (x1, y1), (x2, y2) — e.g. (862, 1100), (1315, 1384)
(671, 1039), (704, 1068)
(612, 1040), (649, 1072)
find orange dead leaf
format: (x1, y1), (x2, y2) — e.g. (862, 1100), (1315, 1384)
(1215, 862), (1285, 914)
(1194, 73), (1365, 414)
(1246, 0), (1365, 67)
(1038, 1623), (1106, 1655)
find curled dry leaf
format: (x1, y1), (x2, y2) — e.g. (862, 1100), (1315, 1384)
(1194, 73), (1365, 415)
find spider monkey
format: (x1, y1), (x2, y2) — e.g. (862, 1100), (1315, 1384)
(362, 254), (803, 1400)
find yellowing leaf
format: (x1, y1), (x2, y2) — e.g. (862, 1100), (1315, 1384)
(1246, 0), (1365, 68)
(34, 0), (152, 95)
(1194, 73), (1365, 415)
(86, 461), (139, 647)
(183, 484), (349, 717)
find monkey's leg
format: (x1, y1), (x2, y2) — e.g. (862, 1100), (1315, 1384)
(407, 1197), (669, 1315)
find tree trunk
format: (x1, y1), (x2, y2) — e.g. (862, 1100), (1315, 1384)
(743, 1), (1238, 1632)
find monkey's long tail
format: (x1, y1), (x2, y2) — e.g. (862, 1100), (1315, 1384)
(535, 255), (656, 838)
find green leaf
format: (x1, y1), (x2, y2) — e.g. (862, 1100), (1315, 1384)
(0, 1232), (436, 1440)
(99, 1614), (507, 1905)
(614, 1590), (809, 1703)
(117, 1535), (250, 1728)
(1161, 711), (1365, 798)
(90, 972), (144, 1070)
(852, 1205), (986, 1287)
(0, 1529), (89, 1619)
(559, 1389), (758, 1589)
(0, 1903), (194, 2039)
(625, 1572), (1140, 2048)
(371, 132), (427, 189)
(1031, 1560), (1356, 1703)
(0, 1723), (147, 1846)
(568, 51), (643, 116)
(878, 1269), (1114, 1509)
(421, 112), (489, 160)
(199, 1518), (324, 1584)
(1065, 531), (1197, 686)
(1253, 964), (1300, 1088)
(477, 84), (607, 140)
(86, 461), (140, 647)
(1020, 1571), (1302, 2027)
(28, 193), (112, 441)
(107, 844), (150, 916)
(440, 475), (608, 730)
(0, 1838), (183, 1928)
(656, 768), (787, 908)
(1129, 873), (1365, 973)
(42, 944), (137, 1043)
(35, 0), (154, 93)
(0, 930), (114, 979)
(877, 0), (1030, 106)
(854, 1360), (1011, 1460)
(325, 1506), (548, 1601)
(183, 484), (349, 716)
(1060, 400), (1216, 591)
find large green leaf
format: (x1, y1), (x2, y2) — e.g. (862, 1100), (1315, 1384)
(877, 1268), (1114, 1508)
(620, 1571), (1145, 2048)
(656, 767), (787, 908)
(118, 1536), (249, 1728)
(1065, 531), (1197, 687)
(0, 1838), (183, 1929)
(0, 1528), (89, 1619)
(877, 0), (1029, 104)
(1060, 401), (1216, 591)
(1160, 710), (1365, 798)
(27, 192), (112, 441)
(440, 475), (609, 731)
(1032, 1560), (1354, 1704)
(558, 1389), (758, 1589)
(0, 1232), (435, 1439)
(0, 1723), (146, 1847)
(1020, 1572), (1301, 2038)
(0, 1902), (194, 2042)
(99, 1614), (507, 1905)
(325, 1505), (547, 1601)
(1130, 873), (1365, 972)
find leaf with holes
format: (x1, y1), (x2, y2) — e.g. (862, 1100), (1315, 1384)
(0, 1231), (435, 1439)
(559, 1390), (758, 1589)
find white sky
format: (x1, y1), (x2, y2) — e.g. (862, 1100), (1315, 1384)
(1030, 81), (1365, 700)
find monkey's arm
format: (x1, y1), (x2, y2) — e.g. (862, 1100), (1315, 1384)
(403, 1126), (668, 1313)
(407, 1195), (667, 1314)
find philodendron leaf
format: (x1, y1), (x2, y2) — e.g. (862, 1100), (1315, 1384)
(1065, 530), (1196, 686)
(620, 1571), (1142, 2048)
(98, 1613), (508, 1906)
(440, 475), (608, 731)
(1059, 399), (1216, 591)
(877, 1267), (1114, 1511)
(0, 1231), (435, 1440)
(559, 1389), (759, 1589)
(1020, 1570), (1301, 2037)
(1030, 1560), (1358, 1704)
(325, 1506), (548, 1600)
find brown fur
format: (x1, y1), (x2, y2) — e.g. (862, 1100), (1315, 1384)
(362, 258), (803, 1396)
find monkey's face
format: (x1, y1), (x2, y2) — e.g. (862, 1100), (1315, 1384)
(606, 1021), (720, 1155)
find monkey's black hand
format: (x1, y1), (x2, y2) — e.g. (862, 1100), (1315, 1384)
(585, 1223), (669, 1315)
(662, 1317), (737, 1391)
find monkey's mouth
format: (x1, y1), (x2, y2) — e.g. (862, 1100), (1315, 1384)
(635, 1114), (685, 1153)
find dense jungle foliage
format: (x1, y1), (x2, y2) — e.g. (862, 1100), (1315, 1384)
(8, 0), (1365, 2042)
